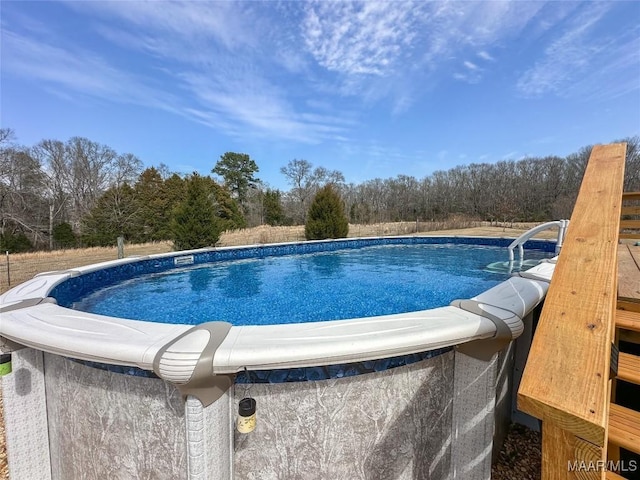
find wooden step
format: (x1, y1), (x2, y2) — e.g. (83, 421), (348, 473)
(616, 310), (640, 333)
(609, 403), (640, 454)
(618, 352), (640, 385)
(606, 471), (626, 480)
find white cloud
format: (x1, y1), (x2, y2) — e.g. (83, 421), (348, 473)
(178, 72), (353, 144)
(2, 29), (179, 112)
(65, 1), (257, 52)
(477, 51), (495, 61)
(420, 2), (547, 63)
(516, 2), (634, 99)
(301, 1), (424, 76)
(5, 0), (637, 145)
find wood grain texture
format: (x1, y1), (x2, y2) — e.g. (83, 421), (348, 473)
(622, 193), (640, 201)
(541, 422), (605, 480)
(608, 404), (640, 454)
(617, 352), (640, 386)
(621, 205), (640, 216)
(616, 310), (640, 333)
(619, 220), (640, 229)
(605, 471), (626, 480)
(617, 245), (640, 302)
(518, 143), (627, 449)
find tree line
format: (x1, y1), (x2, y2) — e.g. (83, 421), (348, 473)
(0, 127), (638, 252)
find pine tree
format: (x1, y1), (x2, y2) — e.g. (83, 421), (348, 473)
(263, 188), (286, 226)
(52, 222), (76, 248)
(305, 185), (349, 240)
(81, 184), (138, 246)
(171, 173), (223, 250)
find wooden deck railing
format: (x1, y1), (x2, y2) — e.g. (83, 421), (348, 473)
(620, 192), (640, 240)
(518, 143), (627, 479)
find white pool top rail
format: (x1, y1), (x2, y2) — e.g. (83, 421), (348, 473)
(0, 237), (556, 404)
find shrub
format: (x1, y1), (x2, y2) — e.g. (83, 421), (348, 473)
(0, 232), (33, 253)
(171, 173), (224, 250)
(305, 185), (349, 240)
(52, 223), (77, 249)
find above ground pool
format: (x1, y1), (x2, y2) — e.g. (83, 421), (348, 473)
(70, 243), (553, 326)
(0, 235), (559, 480)
(0, 235), (556, 381)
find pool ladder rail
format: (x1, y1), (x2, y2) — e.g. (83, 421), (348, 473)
(507, 220), (569, 271)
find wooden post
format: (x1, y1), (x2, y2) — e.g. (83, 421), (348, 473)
(117, 236), (125, 259)
(518, 143), (627, 479)
(5, 250), (9, 287)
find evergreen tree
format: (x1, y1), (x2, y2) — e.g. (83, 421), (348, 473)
(52, 222), (76, 248)
(0, 231), (33, 253)
(171, 173), (224, 250)
(208, 178), (247, 231)
(133, 167), (176, 241)
(81, 184), (138, 246)
(305, 185), (349, 240)
(212, 152), (259, 212)
(263, 188), (286, 226)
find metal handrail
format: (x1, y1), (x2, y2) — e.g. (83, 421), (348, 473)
(507, 220), (569, 265)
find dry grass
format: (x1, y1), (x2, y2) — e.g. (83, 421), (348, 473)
(0, 221), (553, 296)
(0, 242), (174, 295)
(0, 221), (557, 479)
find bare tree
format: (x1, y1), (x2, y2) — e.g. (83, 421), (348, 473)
(280, 159), (344, 223)
(64, 137), (118, 227)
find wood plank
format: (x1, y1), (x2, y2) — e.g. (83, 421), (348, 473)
(618, 245), (640, 302)
(542, 422), (605, 479)
(617, 301), (640, 312)
(628, 246), (640, 269)
(618, 301), (640, 312)
(621, 206), (640, 216)
(622, 192), (640, 201)
(617, 352), (640, 385)
(616, 310), (640, 333)
(620, 220), (640, 229)
(519, 143), (626, 447)
(605, 471), (626, 480)
(608, 403), (640, 454)
(620, 233), (640, 239)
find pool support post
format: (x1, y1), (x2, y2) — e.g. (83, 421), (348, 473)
(153, 321), (235, 407)
(451, 299), (522, 361)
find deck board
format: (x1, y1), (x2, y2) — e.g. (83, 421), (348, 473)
(618, 244), (640, 303)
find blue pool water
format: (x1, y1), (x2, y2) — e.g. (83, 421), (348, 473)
(75, 243), (551, 326)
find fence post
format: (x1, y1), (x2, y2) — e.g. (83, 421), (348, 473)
(117, 237), (125, 259)
(5, 251), (10, 287)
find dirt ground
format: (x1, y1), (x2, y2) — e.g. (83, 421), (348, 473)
(0, 223), (555, 479)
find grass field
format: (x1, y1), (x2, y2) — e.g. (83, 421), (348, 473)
(0, 220), (557, 479)
(0, 220), (550, 296)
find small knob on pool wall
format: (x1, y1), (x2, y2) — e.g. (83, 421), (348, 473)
(237, 397), (257, 433)
(0, 353), (11, 376)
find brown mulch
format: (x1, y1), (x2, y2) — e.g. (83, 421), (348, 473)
(492, 423), (542, 480)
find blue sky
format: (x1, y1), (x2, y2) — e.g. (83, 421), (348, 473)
(2, 1), (639, 190)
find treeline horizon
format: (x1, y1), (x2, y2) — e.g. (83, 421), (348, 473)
(0, 127), (638, 252)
